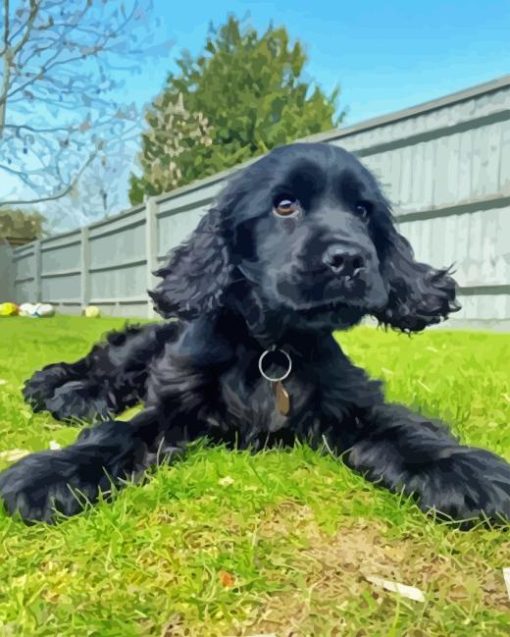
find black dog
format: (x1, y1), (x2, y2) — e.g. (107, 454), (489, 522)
(2, 142), (510, 526)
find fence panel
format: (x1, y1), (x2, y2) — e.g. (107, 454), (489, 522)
(86, 205), (149, 317)
(39, 230), (82, 313)
(12, 243), (38, 304)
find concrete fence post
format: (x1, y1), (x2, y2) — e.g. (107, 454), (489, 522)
(0, 241), (15, 301)
(145, 197), (158, 319)
(80, 226), (90, 310)
(34, 240), (42, 302)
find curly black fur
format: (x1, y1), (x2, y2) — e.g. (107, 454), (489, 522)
(1, 142), (509, 527)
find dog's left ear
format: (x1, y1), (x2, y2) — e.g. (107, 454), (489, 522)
(373, 229), (460, 332)
(149, 205), (233, 319)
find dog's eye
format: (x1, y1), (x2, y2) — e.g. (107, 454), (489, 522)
(354, 202), (371, 220)
(273, 196), (301, 217)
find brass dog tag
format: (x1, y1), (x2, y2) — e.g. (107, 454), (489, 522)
(273, 380), (291, 416)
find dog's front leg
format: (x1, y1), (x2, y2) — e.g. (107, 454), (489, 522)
(0, 408), (188, 524)
(344, 403), (510, 525)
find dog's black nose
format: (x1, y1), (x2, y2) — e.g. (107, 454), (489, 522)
(323, 245), (366, 277)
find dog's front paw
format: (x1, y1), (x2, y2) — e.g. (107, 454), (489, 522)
(24, 374), (111, 422)
(417, 448), (510, 526)
(0, 448), (103, 524)
(0, 420), (155, 524)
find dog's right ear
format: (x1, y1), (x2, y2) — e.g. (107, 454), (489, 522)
(149, 205), (232, 319)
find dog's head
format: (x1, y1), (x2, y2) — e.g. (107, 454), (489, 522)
(151, 142), (459, 334)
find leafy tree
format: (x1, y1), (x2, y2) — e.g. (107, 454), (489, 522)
(130, 16), (344, 203)
(0, 0), (168, 210)
(0, 208), (46, 244)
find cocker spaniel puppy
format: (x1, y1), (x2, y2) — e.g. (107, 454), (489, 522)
(2, 142), (509, 526)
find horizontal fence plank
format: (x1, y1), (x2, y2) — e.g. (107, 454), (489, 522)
(89, 296), (149, 304)
(459, 284), (510, 295)
(89, 257), (147, 273)
(41, 269), (81, 278)
(12, 249), (35, 259)
(13, 276), (34, 284)
(44, 299), (81, 304)
(88, 204), (145, 231)
(41, 229), (81, 245)
(88, 216), (145, 241)
(41, 238), (81, 250)
(307, 78), (510, 145)
(350, 109), (510, 158)
(395, 192), (510, 221)
(157, 193), (217, 219)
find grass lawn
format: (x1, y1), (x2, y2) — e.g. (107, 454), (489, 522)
(0, 316), (509, 636)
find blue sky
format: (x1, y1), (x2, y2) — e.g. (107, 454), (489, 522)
(129, 0), (510, 125)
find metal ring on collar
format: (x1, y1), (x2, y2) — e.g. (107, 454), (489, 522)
(258, 347), (293, 382)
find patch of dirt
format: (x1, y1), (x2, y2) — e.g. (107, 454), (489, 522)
(242, 500), (510, 636)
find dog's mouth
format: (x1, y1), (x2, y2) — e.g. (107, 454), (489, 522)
(298, 300), (367, 322)
(272, 269), (389, 328)
(293, 292), (388, 328)
(300, 299), (353, 313)
(296, 292), (386, 314)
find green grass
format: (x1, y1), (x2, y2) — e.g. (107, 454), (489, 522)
(0, 316), (509, 636)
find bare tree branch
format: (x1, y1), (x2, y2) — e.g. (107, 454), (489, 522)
(0, 0), (39, 114)
(9, 0), (39, 60)
(4, 122), (81, 134)
(0, 0), (9, 59)
(0, 0), (165, 217)
(0, 150), (96, 207)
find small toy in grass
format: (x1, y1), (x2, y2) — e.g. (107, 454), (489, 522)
(19, 302), (55, 317)
(18, 303), (36, 317)
(35, 303), (55, 317)
(0, 302), (19, 317)
(83, 305), (101, 318)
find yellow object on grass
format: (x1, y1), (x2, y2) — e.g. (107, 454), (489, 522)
(84, 305), (101, 318)
(0, 302), (19, 317)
